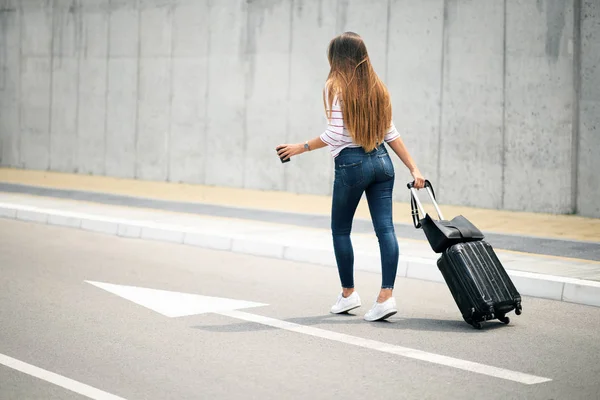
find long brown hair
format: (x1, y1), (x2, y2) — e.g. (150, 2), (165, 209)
(324, 32), (392, 152)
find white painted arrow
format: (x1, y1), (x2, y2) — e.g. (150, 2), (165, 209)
(85, 280), (267, 318)
(86, 281), (551, 386)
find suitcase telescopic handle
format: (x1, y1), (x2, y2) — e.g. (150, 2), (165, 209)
(406, 180), (445, 228)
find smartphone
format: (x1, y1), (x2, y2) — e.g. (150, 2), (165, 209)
(276, 147), (291, 163)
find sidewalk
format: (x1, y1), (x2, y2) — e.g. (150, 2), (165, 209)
(1, 178), (600, 308)
(2, 168), (600, 242)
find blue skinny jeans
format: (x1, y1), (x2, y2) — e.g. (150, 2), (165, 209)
(331, 144), (399, 290)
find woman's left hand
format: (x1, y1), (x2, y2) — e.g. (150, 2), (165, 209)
(276, 143), (304, 161)
(411, 168), (426, 189)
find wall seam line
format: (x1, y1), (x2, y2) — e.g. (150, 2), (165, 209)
(501, 0), (507, 209)
(571, 0), (582, 215)
(283, 0), (294, 192)
(384, 0), (391, 83)
(202, 0), (211, 185)
(241, 0), (249, 189)
(17, 1), (23, 167)
(47, 0), (55, 171)
(335, 0), (340, 33)
(330, 0), (341, 196)
(74, 0), (82, 174)
(166, 0), (174, 182)
(103, 0), (111, 176)
(436, 0), (448, 188)
(133, 0), (141, 179)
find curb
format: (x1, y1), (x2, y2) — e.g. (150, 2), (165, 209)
(2, 202), (599, 309)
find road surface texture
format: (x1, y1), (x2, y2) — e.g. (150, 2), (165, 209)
(1, 219), (599, 399)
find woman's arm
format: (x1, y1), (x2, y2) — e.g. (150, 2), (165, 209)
(387, 137), (425, 189)
(276, 136), (327, 161)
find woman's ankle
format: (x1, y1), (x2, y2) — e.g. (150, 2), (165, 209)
(377, 288), (393, 303)
(342, 287), (355, 298)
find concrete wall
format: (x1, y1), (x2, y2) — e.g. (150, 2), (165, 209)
(0, 0), (598, 217)
(578, 0), (600, 217)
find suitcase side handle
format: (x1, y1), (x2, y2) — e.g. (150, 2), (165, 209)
(407, 180), (445, 228)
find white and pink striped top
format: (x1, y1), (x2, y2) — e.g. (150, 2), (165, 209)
(319, 91), (401, 158)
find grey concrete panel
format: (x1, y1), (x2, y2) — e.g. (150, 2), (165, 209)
(0, 1), (21, 101)
(285, 0), (337, 196)
(49, 58), (78, 172)
(136, 58), (170, 181)
(47, 0), (80, 172)
(171, 0), (209, 58)
(167, 0), (209, 183)
(77, 58), (106, 175)
(243, 0), (291, 191)
(204, 1), (246, 188)
(139, 0), (172, 57)
(20, 57), (51, 170)
(49, 0), (80, 173)
(135, 0), (172, 181)
(108, 0), (139, 57)
(337, 0), (388, 81)
(580, 0), (600, 105)
(504, 0), (574, 213)
(52, 0), (80, 58)
(0, 2), (21, 167)
(105, 58), (137, 178)
(105, 0), (138, 178)
(20, 1), (52, 56)
(439, 0), (504, 209)
(578, 101), (600, 218)
(169, 58), (207, 184)
(386, 0), (444, 200)
(79, 0), (109, 58)
(0, 102), (19, 168)
(76, 2), (109, 175)
(577, 0), (600, 217)
(0, 105), (19, 167)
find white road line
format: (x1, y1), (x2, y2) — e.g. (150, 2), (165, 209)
(0, 353), (127, 400)
(85, 279), (552, 386)
(219, 310), (552, 386)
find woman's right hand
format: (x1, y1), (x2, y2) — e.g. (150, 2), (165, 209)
(276, 143), (305, 161)
(411, 168), (425, 189)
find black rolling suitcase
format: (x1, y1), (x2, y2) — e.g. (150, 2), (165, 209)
(437, 241), (522, 328)
(408, 181), (522, 329)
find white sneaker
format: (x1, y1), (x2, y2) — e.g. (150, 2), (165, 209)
(364, 297), (397, 321)
(330, 292), (362, 314)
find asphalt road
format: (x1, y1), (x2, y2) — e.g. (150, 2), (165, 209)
(1, 219), (599, 399)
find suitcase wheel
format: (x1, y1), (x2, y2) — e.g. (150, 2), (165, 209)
(471, 321), (482, 329)
(515, 304), (522, 315)
(498, 315), (510, 325)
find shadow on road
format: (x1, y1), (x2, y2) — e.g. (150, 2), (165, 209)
(191, 313), (513, 333)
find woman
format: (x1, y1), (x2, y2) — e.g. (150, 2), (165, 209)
(276, 32), (425, 322)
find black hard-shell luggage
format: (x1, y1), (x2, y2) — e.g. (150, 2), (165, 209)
(407, 182), (522, 329)
(437, 241), (522, 329)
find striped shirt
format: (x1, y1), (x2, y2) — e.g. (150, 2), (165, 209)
(319, 92), (401, 158)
